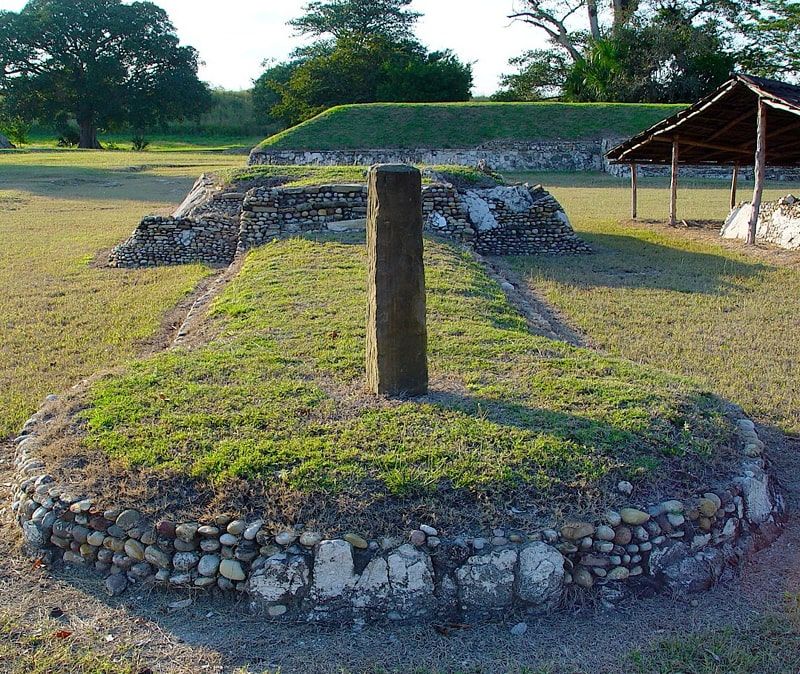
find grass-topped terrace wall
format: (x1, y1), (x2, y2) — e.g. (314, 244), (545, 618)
(11, 233), (784, 621)
(249, 103), (684, 173)
(255, 102), (685, 151)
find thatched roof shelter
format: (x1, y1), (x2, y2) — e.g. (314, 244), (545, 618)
(605, 74), (800, 241)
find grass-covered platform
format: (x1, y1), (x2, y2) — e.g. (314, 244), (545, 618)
(256, 102), (685, 151)
(223, 163), (499, 188)
(54, 232), (736, 533)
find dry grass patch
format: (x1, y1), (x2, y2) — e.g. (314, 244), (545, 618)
(506, 171), (800, 435)
(0, 149), (245, 438)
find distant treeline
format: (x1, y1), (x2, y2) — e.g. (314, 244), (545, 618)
(22, 90), (274, 142)
(162, 90), (276, 138)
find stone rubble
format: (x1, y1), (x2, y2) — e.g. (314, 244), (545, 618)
(722, 194), (800, 250)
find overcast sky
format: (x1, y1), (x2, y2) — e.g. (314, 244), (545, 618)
(0, 0), (546, 95)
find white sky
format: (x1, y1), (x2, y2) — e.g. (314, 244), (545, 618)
(0, 0), (546, 95)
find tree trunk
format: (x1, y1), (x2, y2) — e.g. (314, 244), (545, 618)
(587, 0), (601, 39)
(78, 120), (102, 149)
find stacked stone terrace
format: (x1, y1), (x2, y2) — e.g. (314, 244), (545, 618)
(109, 174), (590, 268)
(238, 183), (368, 249)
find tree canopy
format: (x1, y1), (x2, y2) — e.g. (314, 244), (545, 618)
(289, 0), (420, 45)
(0, 0), (210, 148)
(496, 0), (795, 103)
(254, 0), (472, 127)
(739, 0), (800, 78)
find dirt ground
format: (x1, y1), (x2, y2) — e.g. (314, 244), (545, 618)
(2, 230), (799, 673)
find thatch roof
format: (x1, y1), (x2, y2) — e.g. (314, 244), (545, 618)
(606, 75), (800, 167)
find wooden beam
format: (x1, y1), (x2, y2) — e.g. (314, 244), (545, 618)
(766, 132), (800, 159)
(631, 163), (638, 220)
(765, 117), (800, 141)
(747, 100), (767, 246)
(670, 140), (679, 227)
(653, 135), (752, 156)
(730, 163), (739, 211)
(707, 109), (754, 142)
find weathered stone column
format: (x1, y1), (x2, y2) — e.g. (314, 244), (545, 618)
(366, 164), (428, 397)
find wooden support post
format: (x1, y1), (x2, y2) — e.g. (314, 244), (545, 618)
(669, 140), (679, 227)
(365, 164), (428, 397)
(631, 163), (638, 220)
(730, 163), (739, 211)
(747, 100), (767, 246)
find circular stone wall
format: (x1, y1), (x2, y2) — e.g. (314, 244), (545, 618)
(12, 394), (785, 623)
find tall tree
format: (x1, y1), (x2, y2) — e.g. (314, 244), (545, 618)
(290, 0), (420, 46)
(501, 0), (763, 103)
(268, 38), (472, 126)
(739, 0), (800, 77)
(255, 0), (472, 126)
(0, 0), (210, 148)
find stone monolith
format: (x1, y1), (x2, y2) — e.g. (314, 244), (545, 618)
(365, 164), (428, 397)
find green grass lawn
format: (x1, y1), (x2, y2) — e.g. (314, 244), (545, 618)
(507, 171), (800, 435)
(2, 149), (799, 672)
(0, 148), (247, 439)
(224, 163), (500, 187)
(79, 232), (733, 528)
(625, 604), (800, 674)
(0, 615), (140, 674)
(16, 130), (262, 152)
(256, 101), (684, 151)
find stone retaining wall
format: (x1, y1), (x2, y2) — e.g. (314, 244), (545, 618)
(250, 142), (800, 181)
(239, 182), (589, 257)
(722, 195), (800, 250)
(605, 163), (800, 182)
(108, 216), (240, 267)
(238, 183), (369, 250)
(110, 180), (590, 267)
(248, 142), (604, 173)
(12, 396), (784, 623)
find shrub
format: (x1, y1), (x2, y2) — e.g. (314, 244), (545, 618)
(131, 134), (150, 151)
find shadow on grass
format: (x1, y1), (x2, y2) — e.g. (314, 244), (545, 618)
(509, 231), (776, 295)
(423, 387), (725, 470)
(0, 163), (200, 204)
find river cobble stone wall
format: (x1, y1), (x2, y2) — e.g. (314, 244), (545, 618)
(249, 142), (603, 173)
(13, 396), (785, 623)
(250, 141), (800, 181)
(238, 184), (368, 249)
(110, 179), (590, 267)
(109, 216), (240, 267)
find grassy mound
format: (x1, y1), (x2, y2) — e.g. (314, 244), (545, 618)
(74, 233), (735, 530)
(255, 102), (684, 151)
(222, 164), (502, 188)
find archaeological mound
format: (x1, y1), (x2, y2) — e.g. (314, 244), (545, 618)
(12, 163), (784, 624)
